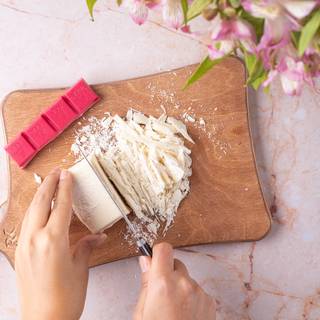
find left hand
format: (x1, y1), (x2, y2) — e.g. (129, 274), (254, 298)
(15, 168), (106, 320)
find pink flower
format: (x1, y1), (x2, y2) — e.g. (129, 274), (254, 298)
(242, 0), (317, 54)
(211, 17), (255, 40)
(126, 0), (149, 25)
(242, 0), (318, 20)
(279, 56), (305, 95)
(263, 55), (307, 95)
(243, 0), (319, 95)
(303, 49), (320, 78)
(208, 15), (256, 59)
(257, 18), (293, 69)
(162, 0), (184, 29)
(243, 0), (319, 68)
(249, 5), (294, 68)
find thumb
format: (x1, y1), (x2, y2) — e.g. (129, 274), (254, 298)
(133, 256), (151, 320)
(73, 233), (107, 266)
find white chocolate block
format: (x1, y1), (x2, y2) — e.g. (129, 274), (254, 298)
(69, 153), (130, 233)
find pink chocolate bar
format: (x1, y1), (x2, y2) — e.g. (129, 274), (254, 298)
(24, 117), (57, 149)
(44, 98), (78, 132)
(5, 79), (100, 168)
(64, 79), (100, 113)
(4, 134), (36, 168)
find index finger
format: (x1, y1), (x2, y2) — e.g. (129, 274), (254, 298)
(47, 169), (73, 235)
(150, 242), (174, 275)
(24, 168), (60, 233)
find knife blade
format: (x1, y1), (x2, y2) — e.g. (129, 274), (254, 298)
(77, 145), (152, 257)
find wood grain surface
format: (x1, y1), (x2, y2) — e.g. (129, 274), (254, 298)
(0, 58), (271, 268)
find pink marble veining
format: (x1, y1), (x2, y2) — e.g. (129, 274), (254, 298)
(0, 1), (319, 320)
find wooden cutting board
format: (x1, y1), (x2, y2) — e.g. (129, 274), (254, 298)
(0, 58), (271, 268)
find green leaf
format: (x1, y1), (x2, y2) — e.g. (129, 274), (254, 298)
(250, 60), (264, 82)
(229, 0), (240, 8)
(243, 49), (266, 89)
(244, 51), (257, 77)
(181, 0), (188, 24)
(298, 9), (320, 56)
(250, 70), (267, 90)
(86, 0), (97, 20)
(239, 10), (264, 41)
(291, 31), (300, 49)
(117, 0), (122, 5)
(187, 0), (212, 21)
(183, 56), (224, 89)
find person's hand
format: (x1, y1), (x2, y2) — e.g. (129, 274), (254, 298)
(15, 168), (106, 320)
(133, 243), (216, 320)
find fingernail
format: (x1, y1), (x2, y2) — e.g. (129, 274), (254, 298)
(60, 169), (69, 180)
(139, 256), (150, 273)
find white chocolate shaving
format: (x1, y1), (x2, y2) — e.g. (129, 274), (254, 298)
(71, 110), (193, 241)
(33, 173), (42, 185)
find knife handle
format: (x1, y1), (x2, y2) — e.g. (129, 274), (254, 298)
(138, 240), (153, 257)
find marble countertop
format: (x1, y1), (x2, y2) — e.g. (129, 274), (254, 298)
(0, 1), (320, 319)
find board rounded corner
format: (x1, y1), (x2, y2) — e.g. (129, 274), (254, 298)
(0, 248), (15, 270)
(0, 218), (16, 270)
(254, 213), (272, 242)
(1, 89), (27, 117)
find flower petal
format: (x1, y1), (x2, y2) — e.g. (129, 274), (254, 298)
(241, 39), (256, 53)
(211, 16), (255, 42)
(278, 56), (306, 95)
(146, 0), (160, 9)
(283, 1), (317, 19)
(262, 70), (278, 87)
(232, 19), (256, 40)
(208, 40), (234, 59)
(127, 0), (148, 25)
(211, 15), (227, 40)
(162, 0), (184, 29)
(242, 1), (281, 19)
(257, 19), (292, 68)
(280, 73), (302, 95)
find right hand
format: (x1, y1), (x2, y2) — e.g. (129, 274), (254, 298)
(133, 242), (216, 320)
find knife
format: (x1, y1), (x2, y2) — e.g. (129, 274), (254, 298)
(77, 145), (153, 257)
